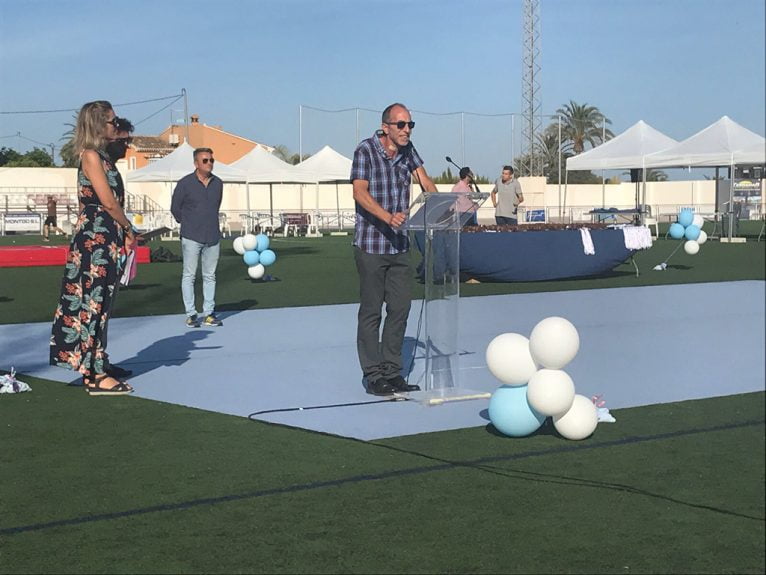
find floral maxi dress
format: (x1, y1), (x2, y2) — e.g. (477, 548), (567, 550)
(50, 149), (125, 380)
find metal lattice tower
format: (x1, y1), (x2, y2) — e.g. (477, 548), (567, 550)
(520, 0), (542, 176)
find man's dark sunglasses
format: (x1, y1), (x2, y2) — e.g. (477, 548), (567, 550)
(201, 158), (215, 164)
(117, 137), (133, 146)
(385, 121), (415, 130)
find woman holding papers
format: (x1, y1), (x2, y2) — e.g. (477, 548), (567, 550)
(49, 101), (136, 396)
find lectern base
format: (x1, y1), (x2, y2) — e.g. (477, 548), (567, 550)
(399, 387), (491, 407)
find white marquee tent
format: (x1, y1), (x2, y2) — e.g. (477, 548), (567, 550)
(292, 145), (353, 182)
(735, 140), (766, 165)
(566, 120), (679, 171)
(643, 116), (764, 168)
(126, 142), (245, 183)
(564, 120), (679, 217)
(229, 146), (315, 214)
(292, 146), (353, 223)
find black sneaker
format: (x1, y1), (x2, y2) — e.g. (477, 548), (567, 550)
(106, 364), (133, 378)
(366, 379), (396, 396)
(202, 313), (223, 327)
(186, 314), (201, 328)
(385, 375), (420, 392)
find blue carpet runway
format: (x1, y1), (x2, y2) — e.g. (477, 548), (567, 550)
(2, 281), (763, 440)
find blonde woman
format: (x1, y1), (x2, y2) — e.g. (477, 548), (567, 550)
(49, 100), (137, 395)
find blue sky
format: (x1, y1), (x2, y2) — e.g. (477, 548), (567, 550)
(1, 0), (764, 179)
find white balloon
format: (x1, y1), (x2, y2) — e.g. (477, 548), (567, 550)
(529, 316), (580, 369)
(684, 240), (700, 255)
(526, 369), (576, 416)
(233, 236), (246, 255)
(242, 234), (258, 251)
(485, 333), (539, 386)
(247, 264), (265, 279)
(553, 394), (598, 440)
(697, 230), (708, 245)
(692, 214), (704, 229)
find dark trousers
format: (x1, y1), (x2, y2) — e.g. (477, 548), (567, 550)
(353, 247), (412, 384)
(495, 215), (518, 226)
(101, 282), (120, 365)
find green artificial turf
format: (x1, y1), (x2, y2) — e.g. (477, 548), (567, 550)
(1, 233), (764, 324)
(1, 230), (764, 573)
(0, 376), (763, 574)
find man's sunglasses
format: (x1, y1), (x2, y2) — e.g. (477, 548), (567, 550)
(385, 121), (415, 130)
(200, 158), (215, 164)
(116, 137), (133, 146)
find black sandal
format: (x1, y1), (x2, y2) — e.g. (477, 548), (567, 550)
(84, 375), (133, 396)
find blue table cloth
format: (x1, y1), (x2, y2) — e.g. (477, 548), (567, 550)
(413, 229), (635, 282)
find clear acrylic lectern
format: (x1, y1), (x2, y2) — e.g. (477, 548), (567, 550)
(403, 190), (489, 405)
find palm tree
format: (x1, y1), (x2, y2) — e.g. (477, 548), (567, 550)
(59, 112), (78, 167)
(555, 101), (614, 155)
(272, 144), (291, 163)
(534, 124), (574, 183)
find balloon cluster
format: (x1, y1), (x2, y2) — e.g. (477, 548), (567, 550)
(485, 317), (598, 441)
(668, 208), (708, 255)
(232, 233), (277, 280)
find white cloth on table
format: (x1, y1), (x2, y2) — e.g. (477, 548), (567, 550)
(622, 226), (653, 250)
(579, 228), (595, 255)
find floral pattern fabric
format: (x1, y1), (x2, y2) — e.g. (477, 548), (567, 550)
(49, 149), (125, 380)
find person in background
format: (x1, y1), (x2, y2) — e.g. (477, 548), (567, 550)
(491, 165), (524, 226)
(49, 100), (136, 395)
(451, 166), (479, 227)
(42, 195), (67, 241)
(351, 102), (438, 396)
(171, 148), (224, 328)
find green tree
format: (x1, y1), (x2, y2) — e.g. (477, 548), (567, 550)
(0, 147), (54, 167)
(59, 113), (78, 168)
(272, 144), (291, 163)
(534, 124), (574, 184)
(0, 146), (23, 166)
(555, 101), (614, 155)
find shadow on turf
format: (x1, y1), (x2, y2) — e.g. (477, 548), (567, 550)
(0, 296), (13, 303)
(117, 330), (221, 377)
(3, 418), (762, 537)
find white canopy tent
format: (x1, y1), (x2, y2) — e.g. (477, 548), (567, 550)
(126, 142), (245, 183)
(292, 145), (353, 224)
(564, 120), (679, 220)
(566, 120), (678, 171)
(735, 140), (766, 165)
(644, 116), (764, 168)
(229, 146), (315, 215)
(643, 116), (765, 238)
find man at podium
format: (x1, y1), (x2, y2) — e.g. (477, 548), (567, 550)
(351, 103), (439, 396)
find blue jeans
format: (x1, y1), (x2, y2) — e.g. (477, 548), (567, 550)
(181, 238), (220, 317)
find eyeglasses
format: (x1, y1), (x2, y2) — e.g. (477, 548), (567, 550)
(200, 158), (215, 164)
(385, 121), (415, 130)
(117, 137), (133, 146)
(106, 118), (120, 127)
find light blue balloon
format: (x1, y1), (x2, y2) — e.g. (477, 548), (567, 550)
(259, 249), (276, 266)
(668, 222), (686, 239)
(678, 209), (694, 227)
(255, 233), (270, 252)
(488, 385), (546, 437)
(243, 250), (260, 266)
(684, 224), (701, 241)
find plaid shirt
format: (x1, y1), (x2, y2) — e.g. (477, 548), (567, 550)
(351, 133), (423, 254)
